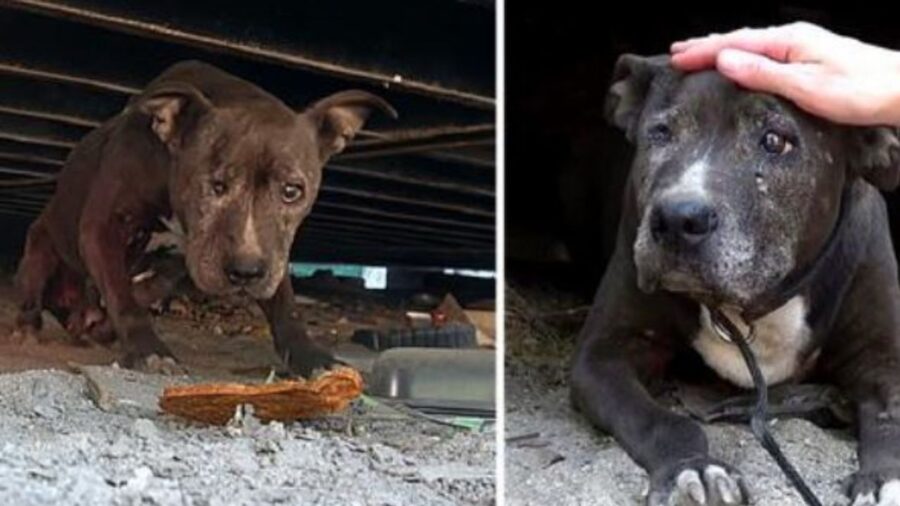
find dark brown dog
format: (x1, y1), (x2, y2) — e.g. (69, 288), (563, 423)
(10, 60), (396, 375)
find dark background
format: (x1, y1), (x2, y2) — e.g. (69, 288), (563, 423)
(506, 2), (900, 295)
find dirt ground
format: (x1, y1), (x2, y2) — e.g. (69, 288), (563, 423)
(504, 282), (860, 506)
(0, 276), (495, 506)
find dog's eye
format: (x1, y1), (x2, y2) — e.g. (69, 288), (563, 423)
(760, 131), (794, 156)
(211, 180), (227, 197)
(282, 183), (304, 204)
(647, 124), (673, 144)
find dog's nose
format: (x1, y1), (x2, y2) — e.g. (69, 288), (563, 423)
(651, 200), (719, 247)
(225, 258), (267, 286)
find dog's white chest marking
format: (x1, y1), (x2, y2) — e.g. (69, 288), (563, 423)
(692, 296), (811, 388)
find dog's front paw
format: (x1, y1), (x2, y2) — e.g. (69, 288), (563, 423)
(283, 341), (341, 379)
(121, 331), (185, 375)
(139, 353), (187, 376)
(4, 326), (40, 345)
(850, 470), (900, 506)
(122, 351), (186, 375)
(648, 457), (747, 506)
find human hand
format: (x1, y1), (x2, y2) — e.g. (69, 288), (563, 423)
(670, 22), (900, 126)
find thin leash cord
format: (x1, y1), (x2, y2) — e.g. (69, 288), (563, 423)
(709, 309), (823, 506)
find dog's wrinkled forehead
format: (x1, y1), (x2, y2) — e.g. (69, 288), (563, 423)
(202, 106), (319, 177)
(607, 54), (900, 196)
(643, 71), (803, 138)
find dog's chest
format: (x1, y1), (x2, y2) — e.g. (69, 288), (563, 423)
(691, 296), (811, 388)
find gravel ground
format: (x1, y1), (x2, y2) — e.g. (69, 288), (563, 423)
(0, 276), (495, 506)
(504, 284), (860, 506)
(0, 368), (495, 506)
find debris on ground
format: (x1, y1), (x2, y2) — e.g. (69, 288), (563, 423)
(0, 368), (495, 505)
(0, 276), (496, 505)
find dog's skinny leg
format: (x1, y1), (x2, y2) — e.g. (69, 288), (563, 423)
(11, 217), (59, 341)
(79, 221), (176, 369)
(572, 333), (747, 505)
(831, 351), (900, 504)
(572, 338), (709, 471)
(257, 276), (337, 377)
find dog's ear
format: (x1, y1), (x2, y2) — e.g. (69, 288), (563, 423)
(305, 90), (398, 159)
(136, 83), (213, 149)
(605, 54), (670, 142)
(848, 127), (900, 191)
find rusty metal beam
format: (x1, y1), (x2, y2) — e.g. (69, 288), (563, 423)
(0, 100), (494, 164)
(0, 138), (70, 161)
(0, 162), (56, 178)
(309, 213), (492, 243)
(0, 206), (39, 218)
(303, 223), (454, 249)
(326, 163), (493, 197)
(0, 131), (76, 149)
(308, 216), (491, 248)
(321, 184), (492, 218)
(0, 200), (41, 212)
(338, 126), (495, 161)
(423, 149), (496, 169)
(0, 104), (101, 128)
(0, 60), (140, 94)
(312, 202), (492, 234)
(3, 0), (494, 110)
(0, 151), (64, 167)
(313, 200), (493, 232)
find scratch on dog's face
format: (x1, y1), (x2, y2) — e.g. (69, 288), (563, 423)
(630, 72), (845, 307)
(169, 104), (323, 299)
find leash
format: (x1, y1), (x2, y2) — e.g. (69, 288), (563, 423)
(707, 307), (823, 506)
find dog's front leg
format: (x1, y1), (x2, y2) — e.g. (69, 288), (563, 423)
(257, 277), (338, 377)
(79, 219), (179, 373)
(572, 333), (746, 505)
(850, 395), (900, 506)
(10, 216), (59, 342)
(832, 346), (900, 506)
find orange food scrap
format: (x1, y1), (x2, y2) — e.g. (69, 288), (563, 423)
(159, 367), (364, 425)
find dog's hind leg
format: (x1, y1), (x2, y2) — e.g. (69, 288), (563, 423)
(9, 216), (60, 344)
(79, 217), (181, 374)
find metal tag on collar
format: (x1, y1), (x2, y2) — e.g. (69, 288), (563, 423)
(704, 305), (756, 345)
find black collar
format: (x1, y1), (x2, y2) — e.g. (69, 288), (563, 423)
(740, 185), (854, 321)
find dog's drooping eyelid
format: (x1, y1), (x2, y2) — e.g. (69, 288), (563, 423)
(642, 109), (682, 146)
(742, 98), (799, 150)
(209, 178), (227, 197)
(646, 123), (673, 144)
(761, 131), (793, 156)
(754, 112), (800, 157)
